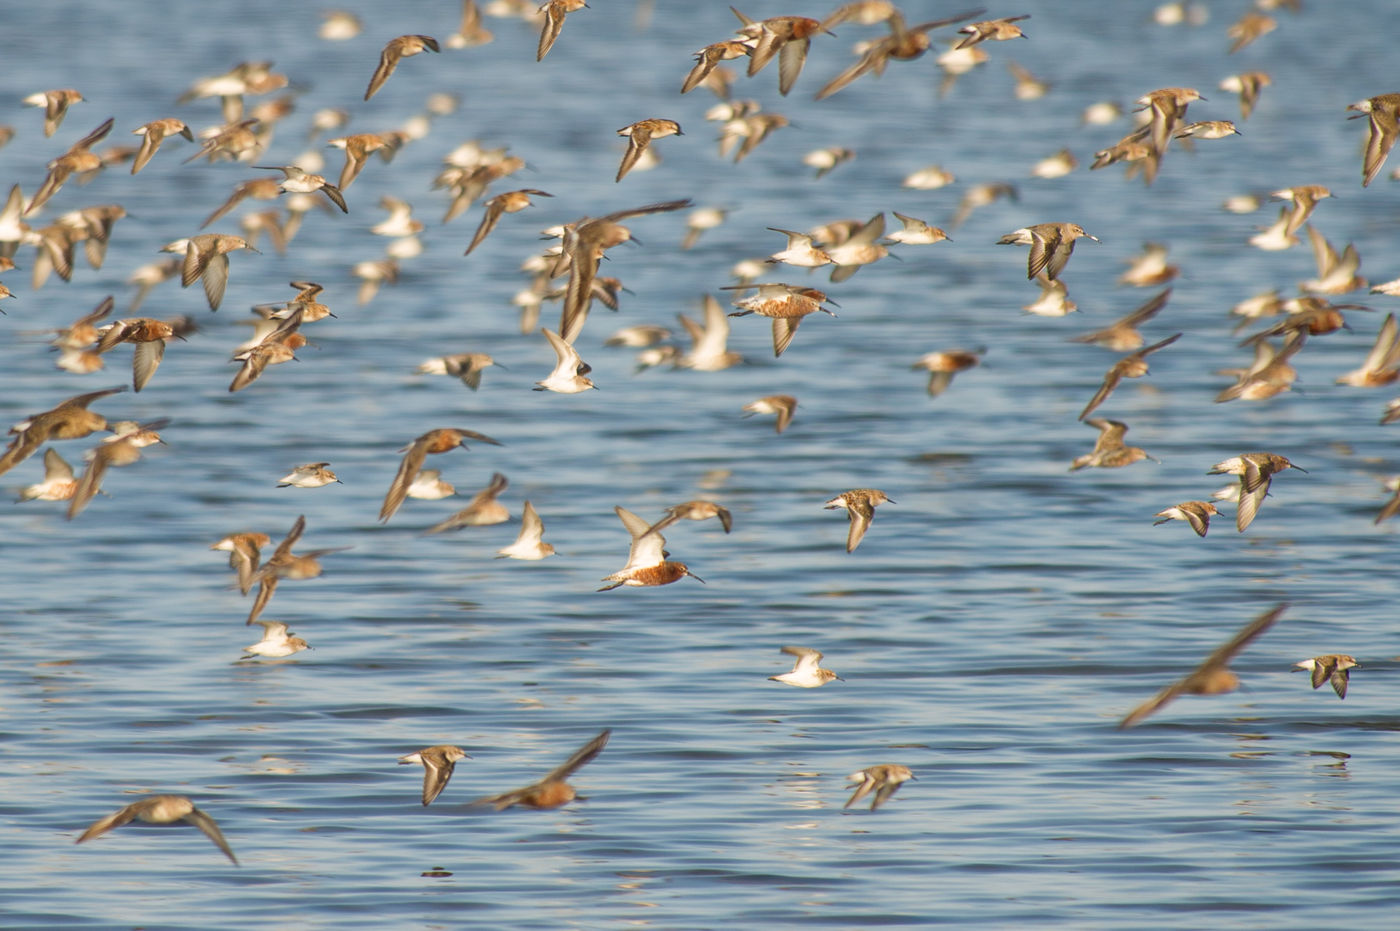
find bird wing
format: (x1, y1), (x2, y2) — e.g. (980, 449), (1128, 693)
(540, 729), (611, 784)
(182, 807), (239, 864)
(771, 316), (801, 357)
(845, 498), (874, 552)
(131, 339), (166, 392)
(844, 773), (876, 808)
(365, 43), (401, 100)
(76, 801), (142, 844)
(201, 253), (230, 310)
(464, 199), (504, 256)
(615, 125), (651, 182)
(1195, 604), (1284, 674)
(776, 35), (810, 95)
(1078, 367), (1123, 421)
(381, 438), (429, 522)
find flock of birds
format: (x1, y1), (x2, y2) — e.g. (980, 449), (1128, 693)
(2, 0), (1395, 868)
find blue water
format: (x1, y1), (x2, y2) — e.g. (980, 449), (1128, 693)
(4, 1), (1400, 927)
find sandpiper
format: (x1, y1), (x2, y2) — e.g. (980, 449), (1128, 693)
(200, 178), (281, 229)
(1346, 93), (1400, 187)
(824, 489), (893, 552)
(955, 15), (1029, 48)
(365, 35), (440, 100)
(399, 745), (471, 805)
(1216, 332), (1303, 403)
(815, 10), (974, 99)
(417, 352), (504, 390)
(211, 531), (272, 595)
(94, 318), (189, 392)
(819, 1), (899, 29)
(0, 386), (126, 478)
(1208, 453), (1304, 531)
(1293, 655), (1358, 700)
(884, 211), (950, 245)
(537, 0), (587, 61)
(681, 40), (750, 95)
(845, 764), (914, 811)
(534, 327), (597, 393)
(732, 9), (830, 96)
(742, 394), (797, 433)
(1301, 227), (1366, 295)
(802, 146), (854, 177)
(180, 233), (259, 311)
(1118, 604), (1285, 729)
(998, 222), (1097, 281)
(677, 295), (742, 371)
(1024, 275), (1077, 317)
(465, 189), (552, 256)
(247, 515), (350, 625)
(447, 0), (493, 47)
(496, 499), (556, 560)
(243, 620), (310, 658)
(1078, 332), (1182, 420)
(24, 88), (84, 137)
(1172, 115), (1240, 141)
(1069, 419), (1155, 470)
(1136, 86), (1204, 159)
(649, 500), (733, 535)
(381, 428), (502, 522)
(1227, 10), (1275, 52)
(327, 132), (398, 189)
(277, 462), (340, 488)
(680, 205), (730, 250)
(824, 212), (889, 282)
(1073, 289), (1173, 351)
(1118, 245), (1179, 288)
(319, 10), (362, 40)
(902, 164), (955, 190)
(1152, 500), (1220, 537)
(1220, 71), (1270, 119)
(68, 419), (168, 519)
(724, 282), (837, 357)
(616, 119), (682, 182)
(76, 796), (237, 865)
(768, 645), (841, 687)
(253, 164), (348, 213)
(408, 469), (457, 501)
(26, 117), (114, 216)
(599, 506), (703, 591)
(131, 118), (194, 174)
(1031, 148), (1077, 179)
(17, 448), (78, 502)
(911, 348), (983, 397)
(472, 729), (610, 810)
(426, 472), (509, 532)
(554, 199), (691, 342)
(1336, 314), (1400, 386)
(766, 228), (832, 268)
(230, 319), (304, 393)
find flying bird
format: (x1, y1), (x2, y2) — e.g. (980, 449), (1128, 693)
(398, 745), (471, 805)
(1118, 604), (1284, 729)
(76, 795), (237, 865)
(365, 35), (440, 100)
(472, 729), (611, 810)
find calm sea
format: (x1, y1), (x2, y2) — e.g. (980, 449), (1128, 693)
(3, 1), (1400, 928)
